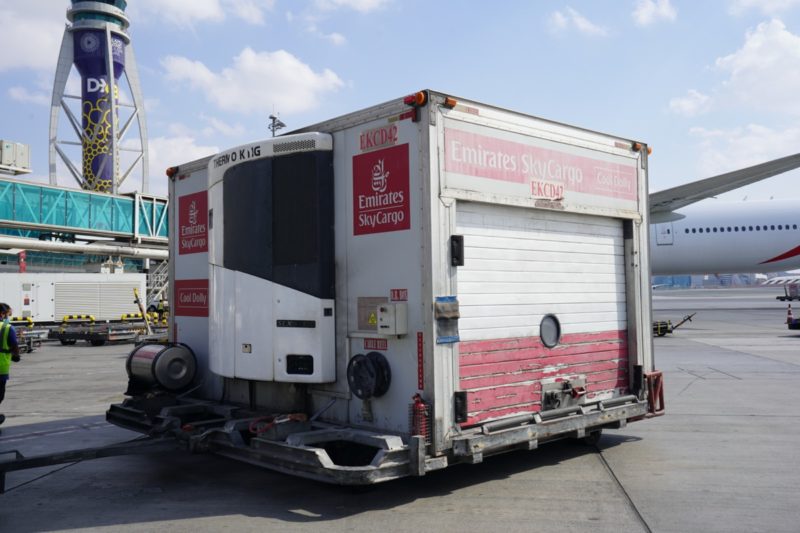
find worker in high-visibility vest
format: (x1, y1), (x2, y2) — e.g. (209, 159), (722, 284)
(0, 302), (21, 430)
(157, 297), (167, 321)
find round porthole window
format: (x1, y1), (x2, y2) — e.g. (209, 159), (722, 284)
(540, 314), (561, 348)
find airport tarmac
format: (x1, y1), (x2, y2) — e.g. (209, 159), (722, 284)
(0, 286), (798, 532)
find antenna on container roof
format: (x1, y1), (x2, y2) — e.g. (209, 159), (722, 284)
(268, 114), (286, 137)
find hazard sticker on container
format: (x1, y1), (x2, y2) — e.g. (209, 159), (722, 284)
(353, 144), (410, 236)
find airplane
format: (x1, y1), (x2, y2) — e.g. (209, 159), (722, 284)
(648, 153), (800, 276)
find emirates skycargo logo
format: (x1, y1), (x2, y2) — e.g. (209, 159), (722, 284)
(371, 159), (389, 193)
(188, 200), (199, 226)
(179, 191), (208, 254)
(353, 144), (410, 236)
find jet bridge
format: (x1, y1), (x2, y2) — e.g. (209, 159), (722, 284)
(0, 177), (167, 244)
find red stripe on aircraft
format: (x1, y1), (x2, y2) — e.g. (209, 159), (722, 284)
(760, 245), (800, 264)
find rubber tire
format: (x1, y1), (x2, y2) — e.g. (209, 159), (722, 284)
(89, 339), (106, 347)
(60, 339), (77, 346)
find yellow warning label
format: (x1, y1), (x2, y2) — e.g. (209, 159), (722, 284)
(368, 312), (377, 325)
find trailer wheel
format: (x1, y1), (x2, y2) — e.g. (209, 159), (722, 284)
(90, 339), (106, 347)
(60, 339), (77, 346)
(581, 429), (603, 446)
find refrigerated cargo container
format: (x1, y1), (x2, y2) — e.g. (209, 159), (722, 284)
(107, 90), (661, 484)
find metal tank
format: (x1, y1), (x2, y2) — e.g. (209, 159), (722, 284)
(126, 343), (197, 392)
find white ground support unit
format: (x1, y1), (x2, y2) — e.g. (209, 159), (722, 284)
(764, 275), (800, 301)
(0, 272), (146, 321)
(108, 91), (659, 484)
(0, 141), (31, 176)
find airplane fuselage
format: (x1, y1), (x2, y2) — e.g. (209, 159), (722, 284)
(650, 200), (800, 275)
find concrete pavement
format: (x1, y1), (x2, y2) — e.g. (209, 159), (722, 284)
(0, 286), (798, 532)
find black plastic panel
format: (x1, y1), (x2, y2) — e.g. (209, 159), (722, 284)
(223, 158), (273, 281)
(222, 151), (334, 299)
(286, 354), (314, 375)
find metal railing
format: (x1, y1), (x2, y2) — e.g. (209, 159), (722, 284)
(146, 260), (169, 303)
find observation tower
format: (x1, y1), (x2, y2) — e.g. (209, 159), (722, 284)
(49, 0), (149, 194)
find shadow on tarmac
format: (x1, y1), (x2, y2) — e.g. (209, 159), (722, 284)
(0, 416), (641, 530)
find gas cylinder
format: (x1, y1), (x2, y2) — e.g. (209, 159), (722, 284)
(126, 343), (196, 391)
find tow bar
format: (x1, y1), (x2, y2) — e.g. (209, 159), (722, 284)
(653, 313), (696, 337)
(0, 437), (178, 493)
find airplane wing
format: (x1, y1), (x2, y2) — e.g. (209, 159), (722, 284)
(649, 152), (800, 221)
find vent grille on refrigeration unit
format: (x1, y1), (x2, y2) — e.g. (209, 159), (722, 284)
(273, 139), (316, 154)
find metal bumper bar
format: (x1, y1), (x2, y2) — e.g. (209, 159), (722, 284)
(451, 397), (648, 464)
(104, 394), (647, 486)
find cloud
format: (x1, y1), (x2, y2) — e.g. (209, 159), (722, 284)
(314, 0), (391, 12)
(632, 0), (677, 26)
(0, 0), (275, 72)
(144, 136), (220, 196)
(0, 2), (65, 72)
(729, 0), (800, 15)
(690, 124), (800, 178)
(715, 19), (800, 115)
(549, 7), (608, 37)
(144, 98), (160, 113)
(324, 32), (347, 45)
(669, 89), (711, 116)
(226, 0), (276, 24)
(201, 115), (247, 137)
(161, 48), (344, 115)
(304, 20), (348, 45)
(549, 11), (569, 32)
(8, 86), (50, 106)
(134, 0), (274, 27)
(167, 117), (245, 138)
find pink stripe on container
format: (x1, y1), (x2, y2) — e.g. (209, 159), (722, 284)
(444, 128), (638, 201)
(458, 329), (629, 427)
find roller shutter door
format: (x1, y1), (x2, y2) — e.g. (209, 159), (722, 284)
(456, 202), (626, 342)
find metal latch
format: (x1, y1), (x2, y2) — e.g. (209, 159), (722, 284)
(542, 377), (587, 411)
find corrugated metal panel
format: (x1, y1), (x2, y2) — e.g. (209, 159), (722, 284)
(100, 282), (142, 318)
(55, 281), (142, 320)
(55, 283), (101, 319)
(456, 202), (626, 340)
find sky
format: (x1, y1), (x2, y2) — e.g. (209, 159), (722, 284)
(0, 0), (799, 201)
